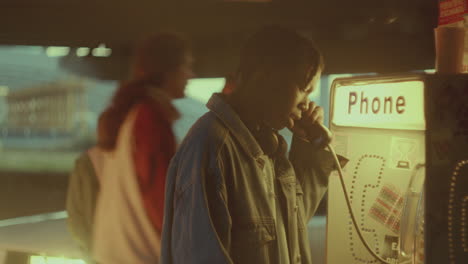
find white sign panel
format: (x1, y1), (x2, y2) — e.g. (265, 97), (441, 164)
(332, 81), (425, 130)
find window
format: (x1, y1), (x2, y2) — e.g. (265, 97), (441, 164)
(0, 45), (225, 173)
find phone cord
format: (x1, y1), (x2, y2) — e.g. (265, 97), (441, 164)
(327, 143), (392, 264)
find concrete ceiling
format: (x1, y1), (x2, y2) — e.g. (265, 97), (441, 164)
(0, 1), (438, 78)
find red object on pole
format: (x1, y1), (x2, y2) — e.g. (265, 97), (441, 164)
(438, 0), (466, 26)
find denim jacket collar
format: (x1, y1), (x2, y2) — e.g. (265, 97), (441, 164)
(206, 93), (264, 158)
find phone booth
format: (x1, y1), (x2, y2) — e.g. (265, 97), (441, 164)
(326, 74), (468, 264)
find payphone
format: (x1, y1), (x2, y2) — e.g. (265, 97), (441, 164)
(326, 74), (468, 264)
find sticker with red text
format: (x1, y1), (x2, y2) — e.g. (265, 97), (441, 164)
(439, 0), (466, 26)
(369, 183), (404, 234)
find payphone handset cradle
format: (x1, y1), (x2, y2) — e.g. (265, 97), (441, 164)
(399, 163), (425, 262)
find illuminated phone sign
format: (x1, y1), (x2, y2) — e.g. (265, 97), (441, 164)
(332, 80), (425, 130)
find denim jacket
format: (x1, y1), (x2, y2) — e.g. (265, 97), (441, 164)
(161, 94), (344, 264)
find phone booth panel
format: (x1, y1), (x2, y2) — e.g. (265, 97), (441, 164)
(425, 75), (468, 264)
(326, 74), (468, 264)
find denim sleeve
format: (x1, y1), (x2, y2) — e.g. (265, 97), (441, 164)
(289, 136), (348, 220)
(204, 156), (233, 255)
(161, 153), (233, 264)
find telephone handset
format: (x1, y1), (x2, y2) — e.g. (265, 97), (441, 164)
(305, 123), (333, 148)
(293, 122), (333, 147)
(255, 122), (332, 156)
(316, 123), (333, 143)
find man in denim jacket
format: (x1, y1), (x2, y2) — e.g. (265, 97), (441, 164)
(162, 26), (345, 264)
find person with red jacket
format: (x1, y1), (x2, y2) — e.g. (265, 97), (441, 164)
(92, 32), (194, 264)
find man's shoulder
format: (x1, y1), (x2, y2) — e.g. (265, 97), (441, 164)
(173, 111), (232, 162)
(186, 111), (230, 144)
(168, 111), (231, 190)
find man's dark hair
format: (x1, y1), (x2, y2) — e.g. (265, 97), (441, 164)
(236, 25), (324, 90)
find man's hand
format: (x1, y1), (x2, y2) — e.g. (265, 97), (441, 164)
(289, 101), (330, 145)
